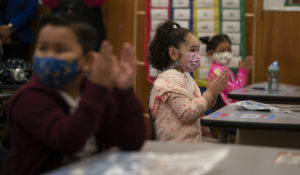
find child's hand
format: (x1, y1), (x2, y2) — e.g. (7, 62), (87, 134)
(90, 41), (117, 89)
(115, 43), (136, 90)
(239, 56), (254, 71)
(90, 41), (136, 90)
(206, 70), (229, 98)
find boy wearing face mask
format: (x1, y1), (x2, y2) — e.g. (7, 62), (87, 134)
(148, 20), (229, 143)
(200, 34), (254, 105)
(1, 14), (146, 175)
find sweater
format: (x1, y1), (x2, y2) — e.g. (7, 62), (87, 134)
(149, 69), (208, 143)
(1, 76), (146, 174)
(208, 61), (249, 105)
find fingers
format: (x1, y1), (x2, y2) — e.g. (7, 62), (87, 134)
(207, 74), (214, 83)
(99, 40), (114, 59)
(215, 70), (228, 83)
(120, 42), (136, 69)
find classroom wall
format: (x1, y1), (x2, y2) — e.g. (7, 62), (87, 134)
(35, 0), (300, 109)
(103, 0), (151, 112)
(35, 0), (300, 138)
(255, 10), (300, 86)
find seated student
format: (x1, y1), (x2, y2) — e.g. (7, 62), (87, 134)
(1, 13), (146, 175)
(148, 20), (229, 143)
(200, 34), (254, 105)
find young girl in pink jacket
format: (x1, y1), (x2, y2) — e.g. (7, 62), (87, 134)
(200, 34), (254, 105)
(148, 20), (229, 143)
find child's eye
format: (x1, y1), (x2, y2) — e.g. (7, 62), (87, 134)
(190, 49), (200, 53)
(56, 47), (68, 53)
(37, 45), (47, 52)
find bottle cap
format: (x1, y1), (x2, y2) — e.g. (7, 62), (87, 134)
(268, 61), (279, 71)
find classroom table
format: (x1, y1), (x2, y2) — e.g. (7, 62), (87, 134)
(45, 141), (300, 175)
(228, 82), (300, 104)
(201, 103), (300, 148)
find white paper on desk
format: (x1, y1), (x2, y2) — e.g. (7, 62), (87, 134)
(222, 0), (240, 8)
(80, 148), (230, 175)
(174, 9), (191, 20)
(273, 152), (300, 165)
(196, 0), (214, 8)
(234, 100), (279, 111)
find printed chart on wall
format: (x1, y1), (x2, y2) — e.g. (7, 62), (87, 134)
(144, 0), (246, 87)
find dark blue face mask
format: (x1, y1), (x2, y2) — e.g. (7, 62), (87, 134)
(33, 57), (81, 88)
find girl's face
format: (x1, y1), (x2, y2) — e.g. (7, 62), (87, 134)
(175, 33), (200, 72)
(35, 25), (84, 63)
(208, 41), (232, 66)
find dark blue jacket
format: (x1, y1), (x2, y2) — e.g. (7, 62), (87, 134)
(0, 0), (38, 43)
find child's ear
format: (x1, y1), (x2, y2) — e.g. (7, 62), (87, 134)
(81, 51), (97, 72)
(168, 47), (178, 61)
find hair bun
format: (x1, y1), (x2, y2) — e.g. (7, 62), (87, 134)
(199, 36), (210, 44)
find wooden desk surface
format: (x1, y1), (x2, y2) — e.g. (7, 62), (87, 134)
(201, 103), (300, 130)
(228, 82), (300, 104)
(46, 141), (300, 175)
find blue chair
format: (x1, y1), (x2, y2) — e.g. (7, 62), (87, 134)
(199, 87), (225, 114)
(199, 86), (237, 142)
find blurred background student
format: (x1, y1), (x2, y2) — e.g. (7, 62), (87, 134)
(42, 0), (107, 50)
(0, 0), (38, 62)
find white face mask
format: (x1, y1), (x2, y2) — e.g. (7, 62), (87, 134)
(212, 51), (233, 66)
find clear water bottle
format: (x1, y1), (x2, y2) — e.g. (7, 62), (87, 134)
(267, 61), (279, 91)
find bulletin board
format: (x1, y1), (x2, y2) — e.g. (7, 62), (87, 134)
(144, 0), (246, 86)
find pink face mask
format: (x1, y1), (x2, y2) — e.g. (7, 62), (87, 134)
(176, 49), (201, 72)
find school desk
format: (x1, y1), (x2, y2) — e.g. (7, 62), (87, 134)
(45, 141), (300, 175)
(228, 82), (300, 104)
(201, 103), (300, 148)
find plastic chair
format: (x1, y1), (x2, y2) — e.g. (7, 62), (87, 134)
(147, 107), (156, 140)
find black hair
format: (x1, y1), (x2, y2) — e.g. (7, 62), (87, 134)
(199, 34), (231, 52)
(148, 20), (192, 71)
(37, 13), (97, 54)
